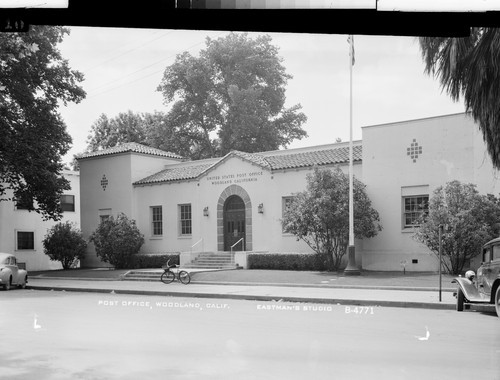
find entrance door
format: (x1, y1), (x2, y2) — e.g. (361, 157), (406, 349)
(224, 195), (246, 251)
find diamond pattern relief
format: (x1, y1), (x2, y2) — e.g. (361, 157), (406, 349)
(101, 175), (109, 191)
(407, 139), (423, 163)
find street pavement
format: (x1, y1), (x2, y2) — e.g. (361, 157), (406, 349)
(25, 268), (462, 310)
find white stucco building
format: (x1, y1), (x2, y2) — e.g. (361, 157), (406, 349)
(0, 170), (80, 271)
(77, 113), (500, 272)
(362, 113), (500, 271)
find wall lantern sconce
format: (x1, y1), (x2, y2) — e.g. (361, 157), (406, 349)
(258, 203), (264, 214)
(203, 206), (209, 217)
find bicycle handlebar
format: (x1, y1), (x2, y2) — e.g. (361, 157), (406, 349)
(164, 259), (178, 269)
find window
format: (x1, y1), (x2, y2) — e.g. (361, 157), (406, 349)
(483, 248), (491, 263)
(98, 209), (112, 223)
(17, 231), (34, 250)
(282, 196), (295, 232)
(60, 195), (75, 212)
(179, 204), (192, 236)
(493, 245), (500, 261)
(151, 206), (163, 236)
(403, 195), (429, 228)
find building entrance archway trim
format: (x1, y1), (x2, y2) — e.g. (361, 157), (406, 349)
(217, 185), (252, 251)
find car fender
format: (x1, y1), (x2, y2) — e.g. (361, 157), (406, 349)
(0, 267), (13, 281)
(452, 277), (490, 303)
(491, 278), (500, 303)
(15, 269), (27, 284)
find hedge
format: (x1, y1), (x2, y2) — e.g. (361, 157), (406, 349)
(247, 253), (327, 271)
(130, 253), (180, 269)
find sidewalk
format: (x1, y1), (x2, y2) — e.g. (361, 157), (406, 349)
(26, 268), (459, 310)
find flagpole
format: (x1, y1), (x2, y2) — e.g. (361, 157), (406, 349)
(344, 35), (360, 276)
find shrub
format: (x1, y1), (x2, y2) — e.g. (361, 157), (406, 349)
(282, 167), (381, 271)
(130, 253), (180, 269)
(43, 221), (87, 269)
(89, 213), (144, 269)
(413, 180), (500, 274)
(248, 253), (326, 271)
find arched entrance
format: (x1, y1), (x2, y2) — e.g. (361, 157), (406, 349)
(223, 195), (246, 251)
(217, 185), (252, 252)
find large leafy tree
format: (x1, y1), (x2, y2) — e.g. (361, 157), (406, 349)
(413, 180), (500, 274)
(142, 111), (208, 160)
(86, 111), (147, 153)
(0, 26), (85, 220)
(282, 167), (382, 271)
(157, 32), (308, 158)
(83, 109), (212, 161)
(419, 29), (500, 169)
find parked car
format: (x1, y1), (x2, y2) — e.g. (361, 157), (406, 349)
(0, 253), (28, 290)
(452, 237), (500, 317)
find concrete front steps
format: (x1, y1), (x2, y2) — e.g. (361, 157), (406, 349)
(183, 251), (239, 269)
(121, 268), (238, 282)
(121, 252), (239, 281)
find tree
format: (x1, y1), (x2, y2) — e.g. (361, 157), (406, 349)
(86, 111), (147, 153)
(419, 29), (500, 169)
(142, 111), (209, 160)
(0, 26), (85, 220)
(413, 180), (500, 274)
(89, 213), (145, 269)
(42, 221), (87, 269)
(157, 32), (308, 158)
(282, 167), (382, 271)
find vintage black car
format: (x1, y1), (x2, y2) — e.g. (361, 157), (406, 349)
(452, 237), (500, 317)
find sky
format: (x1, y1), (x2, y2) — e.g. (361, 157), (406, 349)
(56, 26), (466, 165)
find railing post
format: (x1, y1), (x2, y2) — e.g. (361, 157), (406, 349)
(230, 238), (244, 260)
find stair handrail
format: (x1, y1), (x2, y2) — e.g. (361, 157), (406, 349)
(191, 238), (203, 254)
(230, 238), (244, 258)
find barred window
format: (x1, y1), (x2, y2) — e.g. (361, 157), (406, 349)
(179, 204), (192, 236)
(151, 206), (163, 236)
(282, 196), (294, 217)
(99, 209), (112, 223)
(403, 196), (429, 228)
(282, 196), (295, 232)
(60, 195), (75, 212)
(17, 231), (34, 250)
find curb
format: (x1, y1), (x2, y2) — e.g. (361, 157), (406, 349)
(26, 284), (456, 311)
(29, 276), (456, 292)
(122, 278), (456, 292)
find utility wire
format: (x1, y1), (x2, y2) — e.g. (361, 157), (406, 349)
(82, 30), (176, 73)
(85, 31), (227, 100)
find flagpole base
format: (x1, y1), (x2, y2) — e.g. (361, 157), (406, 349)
(344, 245), (360, 276)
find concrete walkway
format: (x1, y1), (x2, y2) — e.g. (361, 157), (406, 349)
(26, 273), (458, 310)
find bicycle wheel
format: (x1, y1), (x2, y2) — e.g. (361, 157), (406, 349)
(179, 270), (191, 285)
(160, 270), (175, 284)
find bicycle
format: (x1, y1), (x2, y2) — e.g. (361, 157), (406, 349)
(160, 259), (191, 285)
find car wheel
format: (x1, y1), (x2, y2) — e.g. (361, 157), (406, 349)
(3, 277), (11, 291)
(456, 288), (465, 312)
(495, 286), (500, 318)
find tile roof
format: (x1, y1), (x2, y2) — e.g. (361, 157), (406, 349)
(134, 162), (215, 185)
(263, 144), (362, 170)
(230, 151), (272, 169)
(134, 142), (362, 185)
(78, 142), (184, 160)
